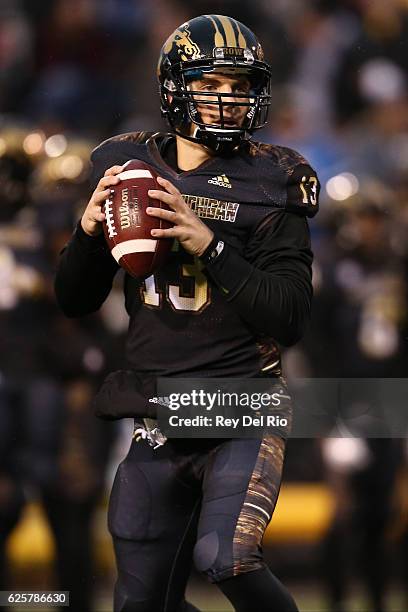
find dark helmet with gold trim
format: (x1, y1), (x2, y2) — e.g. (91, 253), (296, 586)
(157, 15), (272, 154)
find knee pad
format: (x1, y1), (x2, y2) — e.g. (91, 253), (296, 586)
(193, 531), (219, 575)
(194, 530), (264, 582)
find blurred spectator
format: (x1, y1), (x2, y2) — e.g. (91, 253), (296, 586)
(297, 183), (408, 611)
(334, 0), (408, 124)
(290, 1), (360, 134)
(302, 183), (408, 377)
(0, 1), (34, 113)
(0, 380), (25, 612)
(21, 0), (152, 135)
(0, 127), (124, 610)
(320, 437), (402, 612)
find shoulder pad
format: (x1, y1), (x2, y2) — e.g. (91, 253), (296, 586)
(89, 132), (163, 190)
(249, 142), (320, 217)
(286, 163), (320, 218)
(92, 131), (156, 156)
(249, 141), (308, 171)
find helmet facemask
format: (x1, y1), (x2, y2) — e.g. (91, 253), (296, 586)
(160, 58), (271, 154)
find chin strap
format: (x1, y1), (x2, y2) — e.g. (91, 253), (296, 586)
(175, 125), (248, 155)
(198, 128), (242, 154)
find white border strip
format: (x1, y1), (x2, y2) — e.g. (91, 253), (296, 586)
(117, 169), (153, 180)
(111, 239), (157, 262)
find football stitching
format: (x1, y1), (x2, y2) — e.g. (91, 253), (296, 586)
(104, 197), (118, 238)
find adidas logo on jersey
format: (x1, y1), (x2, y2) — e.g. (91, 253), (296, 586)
(208, 174), (232, 189)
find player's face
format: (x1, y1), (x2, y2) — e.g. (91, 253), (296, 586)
(186, 72), (251, 130)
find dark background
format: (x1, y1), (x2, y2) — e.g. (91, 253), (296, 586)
(1, 1), (408, 610)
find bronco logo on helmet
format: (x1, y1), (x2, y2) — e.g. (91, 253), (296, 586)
(163, 26), (201, 62)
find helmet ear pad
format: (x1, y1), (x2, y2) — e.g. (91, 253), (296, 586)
(160, 87), (197, 135)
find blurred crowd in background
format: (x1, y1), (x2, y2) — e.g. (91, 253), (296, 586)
(1, 0), (408, 611)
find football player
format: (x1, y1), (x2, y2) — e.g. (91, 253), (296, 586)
(55, 14), (320, 612)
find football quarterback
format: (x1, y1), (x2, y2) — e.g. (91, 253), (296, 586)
(55, 14), (319, 612)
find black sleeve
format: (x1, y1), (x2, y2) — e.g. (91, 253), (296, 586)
(54, 221), (119, 317)
(54, 141), (125, 317)
(202, 211), (313, 346)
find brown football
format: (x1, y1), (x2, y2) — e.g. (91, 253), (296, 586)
(103, 159), (173, 278)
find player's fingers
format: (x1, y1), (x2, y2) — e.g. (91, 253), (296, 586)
(148, 189), (185, 211)
(104, 165), (125, 177)
(157, 176), (181, 196)
(92, 209), (106, 222)
(151, 226), (180, 238)
(146, 206), (177, 222)
(86, 204), (105, 223)
(98, 175), (121, 190)
(92, 188), (112, 203)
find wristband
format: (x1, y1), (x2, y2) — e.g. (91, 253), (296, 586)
(199, 236), (225, 265)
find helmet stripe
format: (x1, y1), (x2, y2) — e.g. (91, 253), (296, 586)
(235, 21), (247, 48)
(206, 15), (225, 47)
(218, 15), (237, 47)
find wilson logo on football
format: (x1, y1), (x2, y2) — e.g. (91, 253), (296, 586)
(208, 174), (232, 189)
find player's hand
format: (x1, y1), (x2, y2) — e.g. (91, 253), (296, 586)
(147, 177), (214, 256)
(81, 165), (124, 237)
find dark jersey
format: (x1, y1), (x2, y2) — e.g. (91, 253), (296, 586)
(55, 132), (319, 378)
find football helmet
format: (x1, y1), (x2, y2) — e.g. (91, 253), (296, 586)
(157, 15), (272, 154)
